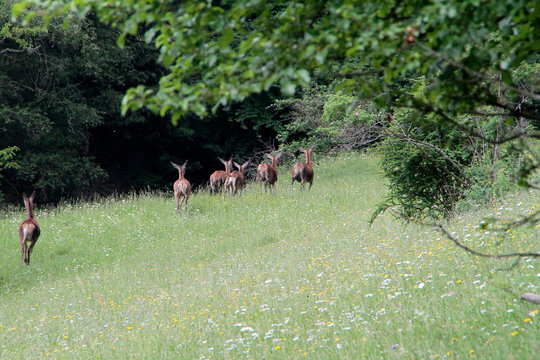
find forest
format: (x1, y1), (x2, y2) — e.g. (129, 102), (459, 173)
(1, 0), (539, 222)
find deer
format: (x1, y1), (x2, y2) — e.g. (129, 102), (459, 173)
(257, 152), (282, 192)
(292, 144), (316, 191)
(19, 191), (40, 265)
(209, 156), (233, 195)
(225, 160), (250, 196)
(171, 160), (191, 212)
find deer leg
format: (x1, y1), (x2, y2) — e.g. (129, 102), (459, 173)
(179, 196), (185, 212)
(27, 241), (35, 265)
(21, 242), (27, 265)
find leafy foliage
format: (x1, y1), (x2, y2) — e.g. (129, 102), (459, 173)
(0, 2), (163, 202)
(0, 145), (20, 201)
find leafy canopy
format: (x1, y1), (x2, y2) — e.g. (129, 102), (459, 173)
(12, 0), (540, 125)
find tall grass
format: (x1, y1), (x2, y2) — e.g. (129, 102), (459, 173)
(0, 153), (538, 359)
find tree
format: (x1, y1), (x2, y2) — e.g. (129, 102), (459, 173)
(1, 1), (165, 202)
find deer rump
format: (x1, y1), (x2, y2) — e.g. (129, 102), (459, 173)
(257, 163), (277, 185)
(292, 162), (313, 184)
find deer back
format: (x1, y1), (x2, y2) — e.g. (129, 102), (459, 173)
(171, 161), (190, 195)
(231, 161), (249, 187)
(19, 191), (40, 245)
(292, 162), (305, 182)
(210, 156), (233, 186)
(174, 178), (191, 197)
(299, 145), (315, 182)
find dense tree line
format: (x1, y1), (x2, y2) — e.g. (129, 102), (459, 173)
(1, 1), (280, 203)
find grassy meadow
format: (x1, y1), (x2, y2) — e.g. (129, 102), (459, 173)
(0, 153), (538, 359)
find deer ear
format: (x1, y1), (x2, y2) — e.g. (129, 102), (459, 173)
(265, 153), (273, 160)
(298, 147), (305, 152)
(171, 161), (179, 169)
(23, 192), (28, 200)
(310, 144), (316, 151)
(30, 190), (36, 200)
(243, 161), (250, 167)
(275, 152), (283, 158)
(182, 160), (188, 168)
(233, 161), (241, 169)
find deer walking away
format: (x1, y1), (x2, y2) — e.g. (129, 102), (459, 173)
(209, 156), (233, 195)
(171, 160), (191, 212)
(257, 152), (282, 192)
(225, 160), (250, 196)
(292, 144), (316, 191)
(19, 191), (40, 265)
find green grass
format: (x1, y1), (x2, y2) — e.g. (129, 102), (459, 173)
(1, 153), (538, 359)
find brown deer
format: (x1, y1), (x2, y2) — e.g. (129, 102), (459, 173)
(292, 144), (316, 191)
(257, 152), (282, 192)
(209, 156), (233, 194)
(19, 191), (40, 265)
(225, 160), (250, 196)
(171, 160), (191, 212)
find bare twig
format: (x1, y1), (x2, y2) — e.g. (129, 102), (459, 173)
(0, 45), (41, 55)
(433, 222), (540, 259)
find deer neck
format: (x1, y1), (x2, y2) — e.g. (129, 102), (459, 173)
(25, 199), (34, 219)
(305, 151), (312, 166)
(225, 164), (232, 175)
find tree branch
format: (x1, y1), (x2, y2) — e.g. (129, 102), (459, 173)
(0, 45), (41, 55)
(416, 42), (540, 102)
(398, 95), (540, 145)
(432, 222), (540, 259)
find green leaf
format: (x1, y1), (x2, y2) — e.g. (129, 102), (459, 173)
(117, 32), (126, 48)
(218, 28), (234, 48)
(295, 69), (311, 84)
(281, 82), (296, 96)
(144, 28), (156, 43)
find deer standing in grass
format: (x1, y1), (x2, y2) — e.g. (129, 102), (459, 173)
(209, 156), (233, 194)
(19, 191), (40, 265)
(225, 160), (249, 196)
(257, 152), (282, 192)
(171, 160), (191, 212)
(292, 144), (316, 191)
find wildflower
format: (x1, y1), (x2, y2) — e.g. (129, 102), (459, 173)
(524, 318), (531, 323)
